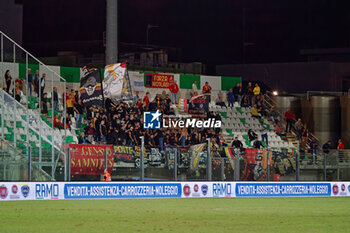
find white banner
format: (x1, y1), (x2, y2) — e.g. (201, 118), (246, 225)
(103, 63), (127, 98)
(0, 182), (65, 201)
(131, 72), (145, 90)
(330, 182), (350, 196)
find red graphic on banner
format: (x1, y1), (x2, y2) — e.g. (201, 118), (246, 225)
(145, 73), (174, 88)
(243, 148), (272, 181)
(69, 144), (114, 175)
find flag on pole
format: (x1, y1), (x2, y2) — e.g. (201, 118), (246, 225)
(103, 62), (132, 100)
(80, 68), (103, 107)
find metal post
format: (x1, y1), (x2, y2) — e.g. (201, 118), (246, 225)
(1, 34), (3, 139)
(174, 148), (178, 181)
(234, 150), (240, 181)
(38, 66), (42, 168)
(14, 98), (16, 148)
(67, 148), (71, 181)
(106, 0), (118, 65)
(296, 151), (300, 181)
(323, 153), (327, 181)
(104, 148), (108, 170)
(267, 151), (270, 181)
(12, 43), (16, 148)
(0, 34), (3, 92)
(63, 81), (66, 152)
(140, 136), (144, 181)
(65, 148), (70, 181)
(25, 54), (29, 157)
(207, 138), (212, 181)
(221, 157), (225, 181)
(51, 72), (54, 179)
(28, 146), (31, 181)
(1, 88), (4, 139)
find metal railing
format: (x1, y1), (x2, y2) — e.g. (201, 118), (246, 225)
(66, 142), (350, 182)
(262, 93), (320, 148)
(0, 135), (51, 181)
(0, 30), (67, 181)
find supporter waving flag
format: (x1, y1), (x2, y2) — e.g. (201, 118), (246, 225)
(103, 62), (133, 100)
(80, 67), (104, 107)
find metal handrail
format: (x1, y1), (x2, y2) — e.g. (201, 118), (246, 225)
(1, 135), (53, 181)
(0, 30), (66, 82)
(1, 30), (67, 181)
(262, 94), (320, 147)
(0, 135), (25, 155)
(1, 89), (64, 152)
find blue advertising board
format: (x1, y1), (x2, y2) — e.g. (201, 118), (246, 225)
(235, 183), (331, 197)
(64, 183), (182, 199)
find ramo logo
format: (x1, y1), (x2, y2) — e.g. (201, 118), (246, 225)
(143, 110), (161, 129)
(213, 183), (232, 197)
(201, 184), (208, 196)
(35, 184), (59, 199)
(21, 185), (30, 198)
(332, 184), (339, 195)
(183, 184), (191, 196)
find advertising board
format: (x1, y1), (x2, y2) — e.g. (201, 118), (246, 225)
(0, 182), (349, 201)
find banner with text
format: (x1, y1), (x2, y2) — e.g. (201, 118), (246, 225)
(0, 182), (349, 201)
(69, 144), (114, 175)
(145, 73), (174, 88)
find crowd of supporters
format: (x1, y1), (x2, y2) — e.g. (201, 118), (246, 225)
(4, 70), (346, 152)
(52, 81), (226, 149)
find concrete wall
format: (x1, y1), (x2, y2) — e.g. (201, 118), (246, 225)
(216, 62), (350, 93)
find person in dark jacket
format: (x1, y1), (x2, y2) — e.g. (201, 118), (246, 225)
(248, 129), (258, 141)
(231, 136), (243, 148)
(322, 140), (332, 154)
(52, 87), (59, 111)
(253, 139), (264, 149)
(4, 70), (11, 93)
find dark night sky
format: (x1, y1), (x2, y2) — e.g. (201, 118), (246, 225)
(18, 0), (350, 66)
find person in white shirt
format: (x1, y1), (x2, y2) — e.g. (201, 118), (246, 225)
(192, 80), (198, 93)
(258, 122), (268, 146)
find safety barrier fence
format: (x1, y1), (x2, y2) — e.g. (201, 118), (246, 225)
(1, 140), (350, 182)
(66, 144), (350, 182)
(0, 181), (349, 201)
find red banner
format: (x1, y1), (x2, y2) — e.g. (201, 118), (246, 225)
(145, 73), (174, 88)
(243, 148), (272, 181)
(69, 144), (114, 175)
